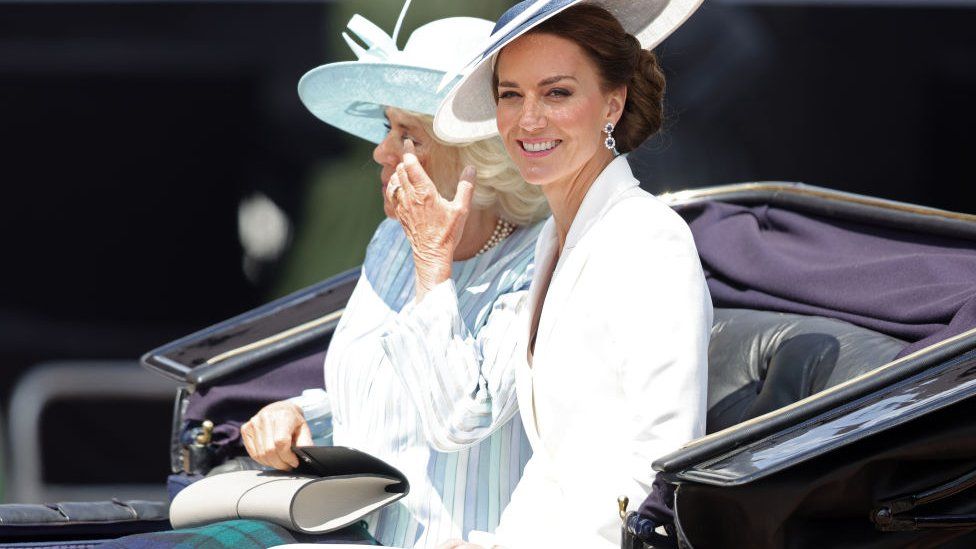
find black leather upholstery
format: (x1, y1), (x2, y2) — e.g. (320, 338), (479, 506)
(707, 308), (907, 433)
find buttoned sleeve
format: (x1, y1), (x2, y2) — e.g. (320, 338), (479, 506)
(380, 275), (530, 452)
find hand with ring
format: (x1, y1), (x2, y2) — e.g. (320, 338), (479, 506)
(386, 176), (404, 202)
(390, 139), (477, 300)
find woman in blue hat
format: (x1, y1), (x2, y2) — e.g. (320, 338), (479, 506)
(239, 6), (551, 548)
(385, 1), (711, 547)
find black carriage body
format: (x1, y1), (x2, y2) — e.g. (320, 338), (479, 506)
(134, 184), (976, 549)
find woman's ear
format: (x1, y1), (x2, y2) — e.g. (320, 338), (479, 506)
(606, 85), (627, 125)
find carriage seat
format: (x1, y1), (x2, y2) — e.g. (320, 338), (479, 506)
(705, 308), (907, 433)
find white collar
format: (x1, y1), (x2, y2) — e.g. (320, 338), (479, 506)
(562, 155), (638, 251)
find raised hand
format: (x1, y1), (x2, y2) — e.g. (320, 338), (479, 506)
(388, 139), (476, 300)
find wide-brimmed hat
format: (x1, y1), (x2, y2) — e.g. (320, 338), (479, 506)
(432, 0), (704, 143)
(298, 7), (494, 144)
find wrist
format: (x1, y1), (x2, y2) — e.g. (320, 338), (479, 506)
(287, 389), (330, 420)
(413, 252), (452, 292)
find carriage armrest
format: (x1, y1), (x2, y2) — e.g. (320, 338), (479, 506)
(184, 314), (340, 388)
(141, 268), (359, 389)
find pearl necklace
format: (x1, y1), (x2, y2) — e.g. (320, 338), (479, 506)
(477, 217), (516, 256)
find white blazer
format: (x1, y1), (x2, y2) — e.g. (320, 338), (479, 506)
(481, 156), (712, 548)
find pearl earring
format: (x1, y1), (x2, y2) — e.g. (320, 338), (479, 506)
(603, 122), (619, 156)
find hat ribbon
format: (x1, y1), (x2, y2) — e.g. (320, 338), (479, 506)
(436, 0), (550, 91)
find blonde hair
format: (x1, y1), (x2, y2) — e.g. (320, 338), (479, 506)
(411, 113), (550, 226)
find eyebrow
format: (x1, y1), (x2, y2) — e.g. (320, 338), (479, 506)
(383, 117), (416, 131)
(498, 74), (578, 88)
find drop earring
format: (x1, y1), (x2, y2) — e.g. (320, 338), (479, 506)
(603, 122), (619, 156)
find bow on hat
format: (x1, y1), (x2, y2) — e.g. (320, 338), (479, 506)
(342, 14), (401, 64)
(296, 0), (495, 144)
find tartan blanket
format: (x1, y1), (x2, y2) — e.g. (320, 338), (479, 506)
(99, 519), (378, 548)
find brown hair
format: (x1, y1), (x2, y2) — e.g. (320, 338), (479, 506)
(493, 4), (665, 154)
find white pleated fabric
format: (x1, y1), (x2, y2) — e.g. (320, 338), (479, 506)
(324, 218), (542, 548)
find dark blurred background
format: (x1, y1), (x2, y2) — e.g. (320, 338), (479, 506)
(0, 0), (973, 501)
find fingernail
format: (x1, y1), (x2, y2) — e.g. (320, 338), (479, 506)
(403, 152), (418, 165)
(403, 138), (415, 153)
(461, 166), (476, 181)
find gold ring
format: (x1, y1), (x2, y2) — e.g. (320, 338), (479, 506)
(388, 180), (402, 198)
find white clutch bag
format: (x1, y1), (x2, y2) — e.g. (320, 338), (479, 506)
(169, 446), (408, 534)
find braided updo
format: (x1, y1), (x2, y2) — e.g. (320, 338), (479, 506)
(524, 4), (666, 154)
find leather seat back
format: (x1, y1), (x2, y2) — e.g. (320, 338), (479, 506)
(706, 308), (907, 433)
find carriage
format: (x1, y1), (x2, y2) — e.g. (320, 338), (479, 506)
(2, 182), (975, 549)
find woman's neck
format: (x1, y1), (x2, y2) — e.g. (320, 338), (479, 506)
(543, 149), (615, 250)
(453, 207), (498, 261)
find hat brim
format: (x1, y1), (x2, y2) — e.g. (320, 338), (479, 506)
(433, 0), (704, 144)
(299, 61), (449, 144)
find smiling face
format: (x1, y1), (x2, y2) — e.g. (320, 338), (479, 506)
(495, 32), (624, 188)
(372, 108), (458, 218)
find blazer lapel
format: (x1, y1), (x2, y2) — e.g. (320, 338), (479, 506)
(518, 158), (640, 452)
(525, 218), (559, 353)
(532, 157), (640, 357)
(514, 218), (556, 451)
(515, 358), (545, 454)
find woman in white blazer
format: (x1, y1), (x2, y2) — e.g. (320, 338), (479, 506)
(383, 1), (710, 547)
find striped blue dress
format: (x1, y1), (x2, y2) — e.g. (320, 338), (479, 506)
(324, 218), (542, 548)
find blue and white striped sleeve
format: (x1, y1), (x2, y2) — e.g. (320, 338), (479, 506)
(380, 279), (527, 452)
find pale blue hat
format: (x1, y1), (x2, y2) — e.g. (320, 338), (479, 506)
(433, 0), (705, 143)
(298, 4), (494, 144)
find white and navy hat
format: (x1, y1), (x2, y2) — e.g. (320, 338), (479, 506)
(433, 0), (704, 143)
(298, 2), (494, 144)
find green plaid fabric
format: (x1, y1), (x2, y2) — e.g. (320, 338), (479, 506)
(100, 519), (378, 548)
